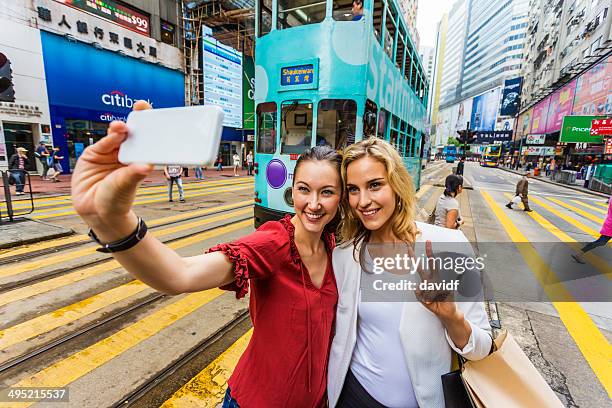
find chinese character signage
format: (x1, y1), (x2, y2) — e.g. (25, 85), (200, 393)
(605, 138), (612, 155)
(526, 134), (546, 145)
(521, 146), (555, 156)
(591, 119), (612, 136)
(281, 64), (315, 86)
(54, 0), (150, 36)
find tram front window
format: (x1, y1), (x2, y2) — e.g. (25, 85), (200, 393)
(278, 0), (326, 29)
(257, 102), (277, 154)
(316, 99), (357, 150)
(281, 101), (313, 154)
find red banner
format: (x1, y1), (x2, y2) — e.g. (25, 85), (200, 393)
(591, 119), (612, 136)
(605, 138), (612, 155)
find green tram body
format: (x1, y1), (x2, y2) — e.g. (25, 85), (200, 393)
(252, 0), (428, 226)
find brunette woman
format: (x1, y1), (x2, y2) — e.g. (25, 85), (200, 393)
(71, 101), (343, 407)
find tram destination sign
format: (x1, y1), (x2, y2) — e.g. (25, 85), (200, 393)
(281, 64), (315, 86)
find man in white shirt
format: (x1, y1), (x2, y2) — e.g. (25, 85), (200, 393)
(164, 165), (185, 202)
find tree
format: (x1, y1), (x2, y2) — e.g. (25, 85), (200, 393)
(447, 136), (460, 146)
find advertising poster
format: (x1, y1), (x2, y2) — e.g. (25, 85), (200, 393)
(560, 116), (605, 143)
(530, 96), (551, 134)
(202, 35), (243, 128)
(545, 79), (577, 133)
(572, 55), (612, 116)
(243, 56), (255, 130)
(452, 99), (472, 132)
(470, 88), (501, 131)
(515, 108), (533, 140)
(500, 77), (523, 117)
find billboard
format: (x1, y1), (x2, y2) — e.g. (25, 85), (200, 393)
(530, 95), (551, 134)
(243, 56), (255, 130)
(452, 98), (472, 132)
(560, 116), (605, 143)
(572, 55), (612, 116)
(202, 35), (243, 128)
(545, 79), (577, 133)
(470, 88), (501, 131)
(500, 77), (522, 117)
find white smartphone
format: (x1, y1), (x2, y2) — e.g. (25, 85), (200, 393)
(118, 105), (224, 166)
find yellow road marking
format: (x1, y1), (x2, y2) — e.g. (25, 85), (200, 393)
(4, 178), (253, 213)
(481, 191), (612, 396)
(0, 219), (253, 307)
(161, 330), (253, 408)
(3, 290), (225, 408)
(0, 209), (252, 279)
(570, 199), (607, 215)
(0, 200), (252, 260)
(416, 183), (432, 199)
(503, 193), (611, 279)
(0, 281), (149, 350)
(594, 201), (608, 208)
(31, 183), (252, 220)
(529, 196), (611, 247)
(545, 197), (604, 224)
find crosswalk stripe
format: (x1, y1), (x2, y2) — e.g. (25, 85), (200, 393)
(594, 201), (608, 208)
(481, 191), (612, 395)
(0, 219), (253, 307)
(570, 199), (608, 215)
(0, 281), (150, 350)
(0, 200), (252, 260)
(502, 193), (611, 279)
(3, 290), (225, 408)
(0, 208), (252, 279)
(31, 184), (252, 220)
(545, 197), (604, 224)
(161, 330), (253, 408)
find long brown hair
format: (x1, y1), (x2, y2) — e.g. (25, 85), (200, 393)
(339, 138), (419, 258)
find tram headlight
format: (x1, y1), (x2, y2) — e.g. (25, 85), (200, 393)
(284, 187), (294, 207)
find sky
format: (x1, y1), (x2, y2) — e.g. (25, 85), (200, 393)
(416, 0), (457, 49)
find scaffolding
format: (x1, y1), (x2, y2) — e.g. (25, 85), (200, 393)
(181, 0), (255, 107)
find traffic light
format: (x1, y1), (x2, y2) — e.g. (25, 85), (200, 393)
(456, 129), (477, 145)
(0, 52), (15, 102)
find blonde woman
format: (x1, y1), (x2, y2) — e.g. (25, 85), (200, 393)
(328, 138), (492, 407)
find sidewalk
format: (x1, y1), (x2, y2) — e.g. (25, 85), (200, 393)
(497, 165), (610, 199)
(9, 167), (253, 198)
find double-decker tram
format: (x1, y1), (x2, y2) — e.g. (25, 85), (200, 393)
(480, 145), (501, 167)
(253, 0), (429, 226)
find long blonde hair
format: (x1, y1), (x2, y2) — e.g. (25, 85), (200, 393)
(339, 138), (419, 255)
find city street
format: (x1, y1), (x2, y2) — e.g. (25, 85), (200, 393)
(0, 164), (609, 407)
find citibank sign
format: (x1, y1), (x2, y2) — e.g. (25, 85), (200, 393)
(101, 90), (154, 108)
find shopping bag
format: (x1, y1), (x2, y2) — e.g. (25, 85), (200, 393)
(512, 195), (522, 205)
(460, 330), (564, 408)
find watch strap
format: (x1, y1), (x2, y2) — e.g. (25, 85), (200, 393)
(88, 218), (147, 253)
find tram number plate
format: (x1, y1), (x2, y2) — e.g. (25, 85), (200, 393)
(290, 154), (299, 160)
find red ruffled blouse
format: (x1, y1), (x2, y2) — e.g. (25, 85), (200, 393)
(207, 215), (337, 407)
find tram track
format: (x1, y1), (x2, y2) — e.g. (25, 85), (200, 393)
(0, 207), (253, 294)
(0, 202), (253, 266)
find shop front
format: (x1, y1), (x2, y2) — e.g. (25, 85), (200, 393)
(40, 31), (184, 172)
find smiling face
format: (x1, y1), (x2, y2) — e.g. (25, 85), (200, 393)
(292, 160), (342, 234)
(346, 156), (397, 238)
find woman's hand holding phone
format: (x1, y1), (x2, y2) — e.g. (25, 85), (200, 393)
(71, 100), (154, 242)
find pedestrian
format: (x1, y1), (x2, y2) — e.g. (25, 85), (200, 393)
(583, 162), (595, 189)
(526, 161), (532, 173)
(506, 172), (533, 212)
(194, 165), (204, 180)
(35, 141), (50, 180)
(232, 152), (240, 177)
(328, 138), (492, 408)
(183, 167), (189, 177)
(8, 147), (29, 196)
(71, 107), (343, 407)
(431, 174), (465, 229)
(572, 197), (612, 264)
(48, 146), (64, 182)
(216, 155), (223, 171)
(246, 150), (254, 176)
(545, 162), (551, 177)
(164, 165), (185, 202)
(456, 156), (465, 176)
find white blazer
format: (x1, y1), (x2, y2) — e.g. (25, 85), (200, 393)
(327, 222), (492, 408)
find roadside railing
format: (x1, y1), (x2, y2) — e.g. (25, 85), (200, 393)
(0, 170), (34, 222)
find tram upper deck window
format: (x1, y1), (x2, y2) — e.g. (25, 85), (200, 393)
(373, 0), (383, 42)
(278, 0), (326, 30)
(257, 102), (277, 154)
(384, 6), (397, 61)
(258, 0), (272, 37)
(316, 100), (357, 150)
(281, 101), (313, 154)
(333, 0), (364, 21)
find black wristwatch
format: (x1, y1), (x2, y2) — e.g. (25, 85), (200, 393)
(88, 217), (148, 253)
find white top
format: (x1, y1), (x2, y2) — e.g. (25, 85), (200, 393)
(434, 195), (460, 228)
(232, 154), (240, 165)
(351, 299), (419, 408)
(246, 153), (253, 164)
